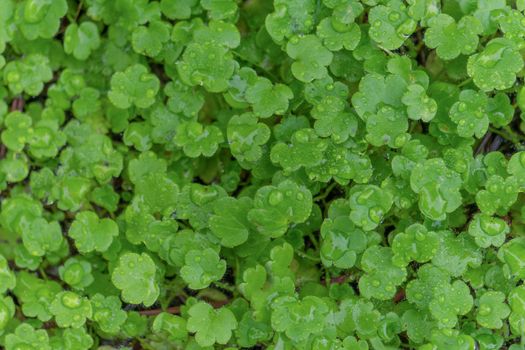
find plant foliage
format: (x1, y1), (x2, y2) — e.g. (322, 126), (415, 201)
(1, 0), (525, 349)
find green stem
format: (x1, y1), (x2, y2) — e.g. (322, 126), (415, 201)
(213, 281), (236, 293)
(39, 267), (48, 280)
(503, 126), (525, 142)
(313, 182), (337, 202)
(74, 0), (84, 20)
(308, 232), (319, 250)
(490, 126), (525, 149)
(457, 78), (472, 87)
(295, 250), (321, 262)
(382, 47), (395, 56)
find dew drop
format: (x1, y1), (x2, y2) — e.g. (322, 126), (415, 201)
(519, 152), (525, 167)
(268, 190), (284, 206)
(479, 305), (491, 316)
(368, 206), (384, 223)
(62, 292), (81, 309)
(294, 130), (310, 143)
(415, 230), (426, 241)
(393, 134), (407, 148)
(388, 12), (400, 22)
(480, 216), (504, 236)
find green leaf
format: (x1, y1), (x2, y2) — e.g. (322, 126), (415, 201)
(14, 0), (67, 40)
(49, 291), (92, 328)
(165, 79), (205, 117)
(286, 35), (333, 83)
(508, 151), (525, 189)
(5, 323), (50, 350)
(0, 254), (15, 294)
(307, 144), (372, 184)
(320, 216), (367, 269)
(1, 111), (32, 152)
(111, 252), (159, 306)
(69, 211), (119, 253)
(91, 293), (127, 334)
(132, 20), (171, 57)
(194, 20), (241, 48)
(236, 311), (272, 347)
(392, 223), (440, 267)
(160, 0), (198, 19)
(29, 119), (66, 159)
(426, 329), (477, 350)
(401, 309), (436, 344)
(467, 38), (524, 91)
(498, 238), (525, 279)
(317, 18), (361, 51)
(64, 21), (101, 60)
(304, 77), (358, 143)
(476, 291), (510, 329)
(424, 14), (482, 60)
(22, 218), (63, 257)
(108, 64), (160, 109)
(499, 10), (525, 41)
(245, 76), (293, 118)
(368, 0), (416, 50)
(227, 113), (271, 162)
(407, 0), (440, 23)
(348, 185), (393, 231)
(449, 89), (489, 138)
(429, 280), (473, 328)
(432, 232), (482, 277)
(177, 41), (236, 92)
(248, 180), (313, 238)
(62, 327), (94, 350)
(3, 54), (52, 96)
(13, 272), (61, 321)
(52, 175), (92, 212)
(401, 84), (437, 122)
(476, 175), (519, 216)
(152, 312), (188, 341)
(473, 0), (509, 35)
(271, 128), (328, 172)
(265, 0), (316, 43)
(348, 299), (382, 339)
(410, 158), (462, 220)
(173, 121), (224, 158)
(58, 257), (94, 290)
(468, 213), (509, 248)
(180, 248), (226, 289)
(187, 302), (238, 347)
(271, 295), (329, 342)
(210, 196), (253, 247)
(365, 105), (410, 148)
(0, 296), (14, 336)
(359, 246), (407, 300)
(509, 285), (525, 335)
(488, 93), (514, 127)
(201, 0), (237, 20)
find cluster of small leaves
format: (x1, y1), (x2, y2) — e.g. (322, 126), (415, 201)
(2, 0), (525, 350)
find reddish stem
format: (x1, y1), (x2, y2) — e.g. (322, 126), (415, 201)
(138, 300), (229, 316)
(10, 97), (24, 112)
(393, 288), (406, 303)
(330, 274), (348, 284)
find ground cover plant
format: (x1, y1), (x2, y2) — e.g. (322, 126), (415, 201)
(3, 0), (525, 349)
